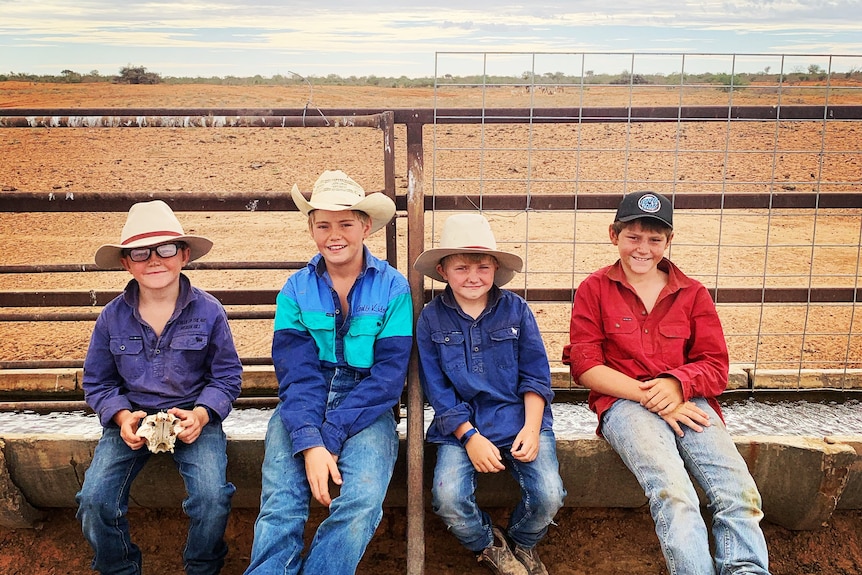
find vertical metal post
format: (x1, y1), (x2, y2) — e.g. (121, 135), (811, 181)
(405, 121), (426, 575)
(381, 111), (398, 267)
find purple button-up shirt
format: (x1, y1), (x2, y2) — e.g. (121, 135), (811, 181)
(83, 274), (243, 427)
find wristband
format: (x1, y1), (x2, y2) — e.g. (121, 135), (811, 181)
(459, 427), (479, 447)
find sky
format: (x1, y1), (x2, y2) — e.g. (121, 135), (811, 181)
(2, 1), (862, 79)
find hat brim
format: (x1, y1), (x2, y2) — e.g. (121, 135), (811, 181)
(616, 213), (673, 229)
(291, 185), (395, 234)
(413, 247), (523, 287)
(94, 235), (213, 270)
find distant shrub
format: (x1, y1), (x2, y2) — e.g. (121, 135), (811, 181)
(610, 72), (650, 85)
(709, 72), (749, 91)
(115, 65), (161, 85)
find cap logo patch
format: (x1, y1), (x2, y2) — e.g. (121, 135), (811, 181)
(637, 194), (661, 213)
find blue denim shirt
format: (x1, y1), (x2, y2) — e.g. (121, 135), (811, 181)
(272, 247), (413, 456)
(417, 285), (554, 447)
(82, 274), (243, 427)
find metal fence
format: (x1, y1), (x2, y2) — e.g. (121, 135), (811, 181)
(1, 53), (862, 383)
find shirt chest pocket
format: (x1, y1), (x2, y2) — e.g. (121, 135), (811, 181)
(602, 316), (641, 356)
(109, 336), (145, 379)
(170, 333), (209, 351)
(431, 331), (466, 370)
(167, 332), (210, 371)
(489, 326), (520, 369)
(110, 337), (144, 355)
(658, 322), (691, 361)
(344, 317), (384, 368)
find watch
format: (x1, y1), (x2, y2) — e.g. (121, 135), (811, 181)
(459, 427), (479, 447)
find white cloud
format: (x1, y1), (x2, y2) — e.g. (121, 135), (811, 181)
(1, 0), (860, 76)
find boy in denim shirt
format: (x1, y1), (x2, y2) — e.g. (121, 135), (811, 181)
(77, 200), (243, 575)
(562, 191), (771, 574)
(415, 213), (565, 575)
(245, 170), (413, 575)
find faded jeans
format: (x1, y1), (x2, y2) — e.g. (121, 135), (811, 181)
(244, 372), (399, 575)
(431, 430), (566, 553)
(602, 398), (771, 575)
(76, 422), (234, 575)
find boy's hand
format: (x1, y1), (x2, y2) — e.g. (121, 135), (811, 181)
(639, 377), (684, 415)
(303, 446), (343, 506)
(465, 433), (506, 473)
(510, 426), (540, 462)
(660, 401), (712, 437)
(169, 406), (209, 444)
(114, 409), (148, 450)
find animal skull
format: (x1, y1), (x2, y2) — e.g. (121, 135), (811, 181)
(136, 411), (183, 453)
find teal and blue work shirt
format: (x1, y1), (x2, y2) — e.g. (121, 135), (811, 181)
(417, 285), (554, 448)
(82, 274), (243, 428)
(272, 247), (413, 457)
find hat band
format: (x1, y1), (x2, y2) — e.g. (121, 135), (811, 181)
(122, 230), (182, 246)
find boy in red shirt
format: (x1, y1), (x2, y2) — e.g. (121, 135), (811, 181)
(562, 191), (771, 574)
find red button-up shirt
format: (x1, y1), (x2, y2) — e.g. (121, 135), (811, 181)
(562, 258), (728, 433)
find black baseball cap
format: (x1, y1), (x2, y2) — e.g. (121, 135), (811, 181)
(614, 191), (673, 229)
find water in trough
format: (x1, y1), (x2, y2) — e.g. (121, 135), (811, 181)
(0, 398), (859, 439)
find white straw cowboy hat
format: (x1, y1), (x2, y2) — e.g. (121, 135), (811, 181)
(290, 170), (396, 235)
(94, 200), (213, 269)
(413, 213), (523, 286)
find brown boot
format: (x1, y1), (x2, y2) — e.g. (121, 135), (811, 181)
(477, 526), (528, 575)
(514, 544), (549, 575)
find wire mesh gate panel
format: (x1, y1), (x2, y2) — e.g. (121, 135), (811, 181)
(426, 52), (862, 386)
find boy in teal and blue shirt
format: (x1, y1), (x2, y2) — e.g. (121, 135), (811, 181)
(245, 171), (413, 575)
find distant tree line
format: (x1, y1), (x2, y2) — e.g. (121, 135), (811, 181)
(2, 64), (861, 89)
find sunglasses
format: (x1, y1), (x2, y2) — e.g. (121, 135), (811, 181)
(123, 242), (184, 262)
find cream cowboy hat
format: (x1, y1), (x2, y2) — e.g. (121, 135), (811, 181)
(94, 200), (213, 269)
(290, 170), (396, 235)
(413, 213), (523, 286)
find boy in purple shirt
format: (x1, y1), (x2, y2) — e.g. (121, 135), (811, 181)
(563, 191), (770, 574)
(415, 213), (565, 575)
(76, 200), (243, 575)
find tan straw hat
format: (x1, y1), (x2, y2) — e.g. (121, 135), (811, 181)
(290, 170), (396, 234)
(413, 213), (523, 286)
(94, 200), (213, 269)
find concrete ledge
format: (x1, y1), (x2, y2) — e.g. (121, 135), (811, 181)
(1, 433), (859, 531)
(750, 368), (862, 390)
(0, 369), (78, 393)
(0, 439), (45, 528)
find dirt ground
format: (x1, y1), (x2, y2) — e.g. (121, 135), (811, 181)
(1, 81), (861, 574)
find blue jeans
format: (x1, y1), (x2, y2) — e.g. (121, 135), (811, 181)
(244, 380), (399, 574)
(602, 398), (771, 575)
(431, 430), (566, 553)
(75, 422), (235, 575)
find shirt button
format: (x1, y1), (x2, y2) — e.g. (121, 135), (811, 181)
(615, 323), (620, 328)
(155, 349), (161, 354)
(119, 345), (126, 350)
(641, 310), (647, 315)
(444, 337), (450, 342)
(474, 347), (479, 352)
(644, 329), (649, 334)
(335, 309), (340, 314)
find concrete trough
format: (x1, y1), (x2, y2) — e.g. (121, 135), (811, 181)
(0, 432), (859, 532)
